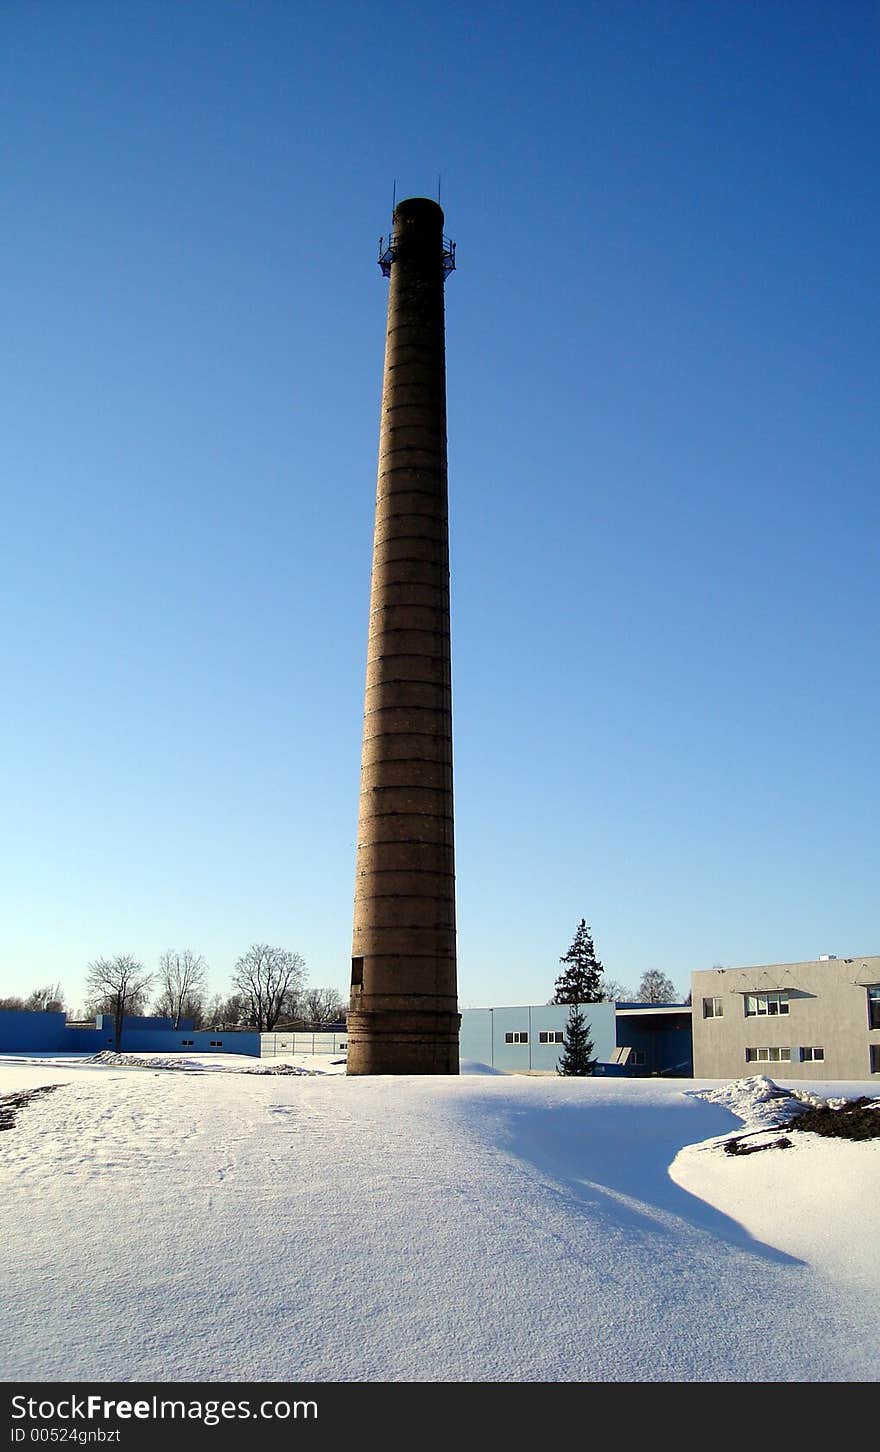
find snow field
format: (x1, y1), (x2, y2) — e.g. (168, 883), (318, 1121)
(1, 1059), (877, 1381)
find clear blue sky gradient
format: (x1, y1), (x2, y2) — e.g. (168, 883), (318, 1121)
(2, 2), (877, 1010)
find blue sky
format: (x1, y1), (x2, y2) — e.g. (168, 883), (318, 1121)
(2, 1), (877, 1011)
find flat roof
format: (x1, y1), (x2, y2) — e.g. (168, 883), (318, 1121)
(461, 1002), (689, 1016)
(460, 1002), (616, 1013)
(615, 1004), (692, 1017)
(696, 954), (878, 972)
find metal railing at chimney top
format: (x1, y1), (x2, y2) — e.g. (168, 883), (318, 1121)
(378, 235), (456, 277)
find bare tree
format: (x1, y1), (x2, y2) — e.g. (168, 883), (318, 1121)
(599, 978), (635, 1004)
(300, 987), (346, 1026)
(24, 984), (65, 1013)
(153, 949), (208, 1029)
(231, 944), (306, 1032)
(0, 985), (65, 1013)
(181, 996), (208, 1030)
(635, 969), (678, 1004)
(85, 955), (155, 1052)
(204, 991), (250, 1031)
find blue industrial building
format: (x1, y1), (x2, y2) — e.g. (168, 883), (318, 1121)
(0, 1009), (71, 1053)
(614, 1004), (693, 1075)
(2, 1002), (693, 1074)
(0, 1009), (260, 1058)
(460, 1001), (693, 1076)
(460, 1002), (616, 1073)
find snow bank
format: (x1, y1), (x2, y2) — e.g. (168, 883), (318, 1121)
(685, 1074), (837, 1129)
(671, 1079), (880, 1313)
(79, 1051), (333, 1076)
(241, 1063), (321, 1076)
(83, 1051), (207, 1071)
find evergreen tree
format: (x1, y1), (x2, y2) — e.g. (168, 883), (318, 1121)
(556, 1004), (597, 1076)
(553, 919), (604, 1003)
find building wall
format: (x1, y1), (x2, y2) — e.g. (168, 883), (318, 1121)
(460, 1003), (616, 1073)
(692, 956), (880, 1080)
(66, 1015), (200, 1052)
(64, 1024), (118, 1051)
(458, 1011), (492, 1068)
(0, 1011), (260, 1057)
(615, 1013), (693, 1075)
(120, 1029), (261, 1056)
(0, 1010), (68, 1052)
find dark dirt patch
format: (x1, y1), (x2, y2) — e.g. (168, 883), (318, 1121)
(722, 1095), (880, 1155)
(728, 1132), (795, 1155)
(0, 1084), (60, 1131)
(785, 1098), (880, 1141)
(724, 1135), (793, 1156)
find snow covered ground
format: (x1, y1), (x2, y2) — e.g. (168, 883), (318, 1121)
(1, 1055), (877, 1382)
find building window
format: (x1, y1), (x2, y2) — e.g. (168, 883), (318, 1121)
(209, 1040), (223, 1047)
(702, 997), (723, 1018)
(744, 992), (789, 1017)
(799, 1047), (825, 1062)
(181, 1039), (194, 1046)
(351, 957), (364, 989)
(539, 1031), (564, 1044)
(867, 987), (880, 1031)
(631, 1050), (646, 1066)
(504, 1032), (528, 1044)
(745, 1047), (791, 1063)
(871, 1045), (880, 1074)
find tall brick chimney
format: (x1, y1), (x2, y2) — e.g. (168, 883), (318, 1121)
(347, 198), (460, 1074)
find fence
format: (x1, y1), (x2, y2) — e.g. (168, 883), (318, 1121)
(259, 1031), (348, 1058)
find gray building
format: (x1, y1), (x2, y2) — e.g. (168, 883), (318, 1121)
(691, 954), (880, 1081)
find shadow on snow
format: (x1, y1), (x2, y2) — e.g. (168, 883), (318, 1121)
(496, 1091), (802, 1268)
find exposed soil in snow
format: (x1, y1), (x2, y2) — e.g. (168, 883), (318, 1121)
(687, 1073), (880, 1153)
(0, 1083), (60, 1131)
(787, 1097), (880, 1140)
